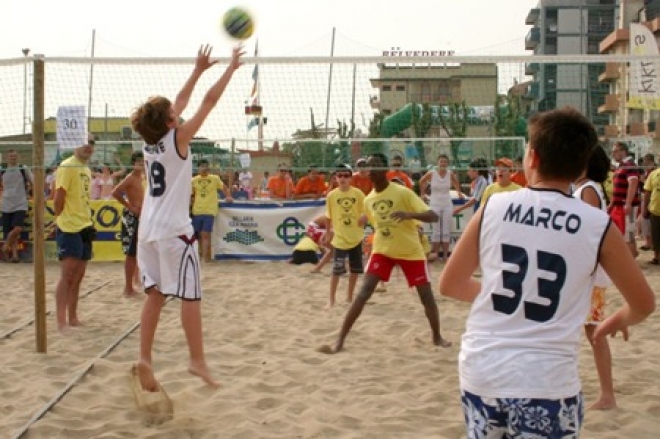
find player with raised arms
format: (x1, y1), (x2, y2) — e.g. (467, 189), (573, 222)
(131, 44), (244, 392)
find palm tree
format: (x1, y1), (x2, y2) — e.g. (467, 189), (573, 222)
(436, 101), (468, 164)
(410, 103), (432, 168)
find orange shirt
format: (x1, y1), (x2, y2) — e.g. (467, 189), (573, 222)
(351, 172), (373, 195)
(510, 171), (527, 187)
(386, 170), (413, 189)
(267, 176), (294, 198)
(295, 176), (326, 196)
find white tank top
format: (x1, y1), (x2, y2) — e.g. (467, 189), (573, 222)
(460, 187), (611, 399)
(139, 129), (194, 242)
(429, 170), (452, 207)
(572, 181), (611, 288)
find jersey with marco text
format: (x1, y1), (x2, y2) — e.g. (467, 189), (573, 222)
(139, 129), (194, 242)
(460, 187), (610, 399)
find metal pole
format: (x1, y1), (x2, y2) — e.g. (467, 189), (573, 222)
(351, 63), (356, 131)
(322, 27), (336, 168)
(87, 29), (96, 125)
(22, 48), (30, 134)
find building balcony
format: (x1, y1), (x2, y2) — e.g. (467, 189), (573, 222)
(597, 94), (619, 113)
(525, 62), (539, 75)
(526, 8), (540, 25)
(604, 124), (620, 138)
(525, 28), (540, 51)
(629, 121), (649, 136)
(599, 63), (620, 82)
(600, 29), (629, 53)
(409, 94), (452, 104)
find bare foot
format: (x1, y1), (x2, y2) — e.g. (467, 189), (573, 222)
(434, 337), (452, 348)
(310, 268), (321, 274)
(69, 319), (84, 327)
(57, 325), (73, 336)
(123, 290), (140, 298)
(188, 361), (220, 388)
(324, 301), (335, 311)
(589, 397), (617, 410)
(315, 344), (335, 354)
(136, 361), (160, 392)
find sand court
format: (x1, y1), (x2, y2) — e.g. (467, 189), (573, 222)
(0, 260), (658, 438)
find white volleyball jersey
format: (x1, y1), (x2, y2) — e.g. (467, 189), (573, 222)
(573, 181), (611, 288)
(429, 170), (452, 207)
(460, 187), (611, 399)
(138, 129), (194, 242)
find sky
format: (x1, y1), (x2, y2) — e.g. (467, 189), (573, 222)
(1, 0), (538, 59)
(0, 0), (540, 144)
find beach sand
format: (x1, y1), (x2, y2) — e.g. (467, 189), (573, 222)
(0, 259), (658, 438)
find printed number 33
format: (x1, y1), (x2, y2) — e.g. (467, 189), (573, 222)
(492, 243), (567, 322)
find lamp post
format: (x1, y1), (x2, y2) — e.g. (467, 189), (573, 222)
(22, 48), (30, 134)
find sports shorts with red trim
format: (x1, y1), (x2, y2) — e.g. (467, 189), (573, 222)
(366, 253), (430, 287)
(610, 205), (637, 243)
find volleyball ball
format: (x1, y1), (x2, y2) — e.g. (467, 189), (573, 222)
(222, 7), (254, 40)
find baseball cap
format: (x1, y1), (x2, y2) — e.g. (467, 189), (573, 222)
(495, 157), (514, 168)
(355, 158), (367, 167)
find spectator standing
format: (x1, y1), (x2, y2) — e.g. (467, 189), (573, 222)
(1, 149), (33, 262)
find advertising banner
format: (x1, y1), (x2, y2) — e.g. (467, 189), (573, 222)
(2, 200), (125, 262)
(213, 200), (326, 261)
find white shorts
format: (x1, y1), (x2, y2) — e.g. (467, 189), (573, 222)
(138, 234), (202, 301)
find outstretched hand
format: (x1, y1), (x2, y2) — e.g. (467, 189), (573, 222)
(195, 44), (218, 72)
(230, 45), (246, 71)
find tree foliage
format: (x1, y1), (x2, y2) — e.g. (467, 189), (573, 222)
(410, 103), (433, 168)
(436, 101), (469, 164)
(493, 94), (528, 159)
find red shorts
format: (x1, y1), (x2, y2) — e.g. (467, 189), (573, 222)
(365, 253), (430, 287)
(610, 205), (637, 242)
(306, 222), (326, 245)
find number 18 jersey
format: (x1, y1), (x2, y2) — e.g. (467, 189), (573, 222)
(460, 187), (611, 399)
(139, 129), (194, 242)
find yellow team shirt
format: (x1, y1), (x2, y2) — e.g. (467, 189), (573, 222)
(326, 186), (366, 250)
(192, 174), (224, 216)
(603, 170), (614, 203)
(365, 182), (430, 260)
(55, 156), (93, 233)
(644, 168), (660, 215)
(481, 182), (522, 205)
(294, 235), (320, 252)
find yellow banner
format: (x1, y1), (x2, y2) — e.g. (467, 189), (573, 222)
(19, 200), (126, 262)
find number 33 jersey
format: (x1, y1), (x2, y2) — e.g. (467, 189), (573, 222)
(460, 187), (611, 399)
(139, 129), (194, 242)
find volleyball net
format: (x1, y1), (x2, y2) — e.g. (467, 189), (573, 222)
(0, 53), (658, 177)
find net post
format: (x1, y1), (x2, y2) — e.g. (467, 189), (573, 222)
(32, 55), (47, 354)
